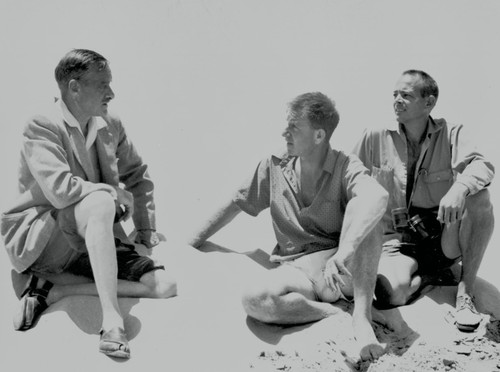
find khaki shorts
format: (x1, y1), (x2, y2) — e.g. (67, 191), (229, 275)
(284, 248), (353, 303)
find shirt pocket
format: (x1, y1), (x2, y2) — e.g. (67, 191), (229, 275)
(421, 169), (454, 205)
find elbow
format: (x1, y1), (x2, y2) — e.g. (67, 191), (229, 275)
(374, 186), (389, 219)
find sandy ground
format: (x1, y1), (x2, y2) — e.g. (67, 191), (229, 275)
(1, 2), (500, 371)
(0, 200), (499, 372)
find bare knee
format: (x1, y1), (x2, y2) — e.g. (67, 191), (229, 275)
(375, 274), (413, 309)
(242, 285), (282, 323)
(465, 189), (494, 219)
(76, 191), (116, 226)
(141, 270), (177, 299)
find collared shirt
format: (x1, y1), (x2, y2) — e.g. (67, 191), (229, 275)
(353, 117), (495, 242)
(59, 99), (106, 150)
(59, 99), (106, 183)
(233, 147), (375, 262)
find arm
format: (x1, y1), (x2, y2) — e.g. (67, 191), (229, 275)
(111, 117), (158, 246)
(338, 178), (388, 257)
(24, 117), (117, 209)
(324, 159), (388, 288)
(189, 157), (271, 248)
(189, 199), (242, 249)
(439, 123), (495, 225)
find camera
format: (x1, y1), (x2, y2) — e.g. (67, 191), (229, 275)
(391, 207), (441, 240)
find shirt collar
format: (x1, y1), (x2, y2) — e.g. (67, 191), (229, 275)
(390, 116), (443, 138)
(58, 98), (107, 150)
(321, 146), (336, 175)
(278, 146), (336, 174)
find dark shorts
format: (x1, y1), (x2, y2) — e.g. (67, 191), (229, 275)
(384, 238), (458, 274)
(383, 207), (459, 274)
(29, 205), (164, 282)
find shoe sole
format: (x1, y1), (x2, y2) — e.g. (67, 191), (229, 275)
(99, 349), (131, 359)
(456, 322), (479, 333)
(13, 294), (30, 331)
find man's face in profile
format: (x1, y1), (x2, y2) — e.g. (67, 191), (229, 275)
(76, 65), (115, 118)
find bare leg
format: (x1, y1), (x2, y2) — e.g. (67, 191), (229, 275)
(375, 254), (420, 307)
(242, 264), (343, 324)
(73, 191), (124, 331)
(442, 189), (494, 299)
(345, 226), (385, 361)
(442, 189), (494, 328)
(40, 269), (177, 306)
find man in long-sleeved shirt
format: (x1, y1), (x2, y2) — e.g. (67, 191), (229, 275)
(353, 69), (494, 332)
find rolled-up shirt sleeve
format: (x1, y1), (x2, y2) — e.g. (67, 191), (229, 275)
(450, 124), (495, 195)
(233, 158), (271, 217)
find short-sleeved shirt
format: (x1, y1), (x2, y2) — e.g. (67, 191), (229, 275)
(353, 117), (495, 243)
(233, 147), (377, 262)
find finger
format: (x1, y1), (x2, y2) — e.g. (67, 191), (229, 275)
(332, 272), (346, 287)
(442, 208), (450, 226)
(123, 206), (133, 221)
(339, 264), (352, 278)
(437, 205), (444, 223)
(324, 269), (334, 289)
(449, 210), (457, 224)
(324, 267), (339, 290)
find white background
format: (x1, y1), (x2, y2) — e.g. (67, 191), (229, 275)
(1, 0), (499, 286)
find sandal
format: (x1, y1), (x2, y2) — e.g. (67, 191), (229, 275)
(99, 327), (131, 359)
(13, 275), (53, 331)
(455, 294), (481, 332)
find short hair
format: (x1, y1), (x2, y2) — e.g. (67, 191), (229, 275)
(54, 49), (109, 90)
(287, 92), (340, 140)
(402, 69), (439, 100)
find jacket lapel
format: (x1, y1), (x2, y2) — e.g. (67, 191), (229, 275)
(95, 118), (119, 186)
(66, 124), (96, 181)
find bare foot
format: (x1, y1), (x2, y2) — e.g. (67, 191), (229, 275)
(353, 316), (386, 361)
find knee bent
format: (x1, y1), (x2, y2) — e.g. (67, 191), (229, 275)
(374, 276), (411, 309)
(241, 286), (281, 323)
(80, 191), (116, 220)
(465, 189), (493, 217)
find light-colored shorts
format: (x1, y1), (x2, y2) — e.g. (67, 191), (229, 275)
(283, 248), (353, 303)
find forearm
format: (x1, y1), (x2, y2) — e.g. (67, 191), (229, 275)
(339, 187), (388, 252)
(189, 199), (242, 248)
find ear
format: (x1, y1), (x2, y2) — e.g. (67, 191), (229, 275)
(68, 79), (80, 94)
(425, 95), (436, 110)
(314, 128), (326, 144)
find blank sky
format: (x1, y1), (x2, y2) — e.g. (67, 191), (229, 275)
(1, 0), (499, 233)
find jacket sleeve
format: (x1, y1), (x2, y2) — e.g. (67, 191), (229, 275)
(23, 116), (116, 209)
(112, 117), (156, 231)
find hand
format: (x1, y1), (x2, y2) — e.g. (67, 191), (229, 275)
(135, 229), (160, 248)
(437, 183), (468, 226)
(323, 247), (353, 291)
(114, 187), (134, 222)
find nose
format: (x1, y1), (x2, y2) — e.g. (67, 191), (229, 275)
(282, 128), (290, 138)
(107, 86), (115, 100)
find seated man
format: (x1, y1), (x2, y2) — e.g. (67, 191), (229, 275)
(190, 92), (389, 361)
(1, 49), (177, 359)
(353, 69), (495, 332)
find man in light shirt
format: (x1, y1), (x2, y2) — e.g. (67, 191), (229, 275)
(1, 49), (177, 358)
(353, 69), (495, 332)
(191, 92), (389, 361)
